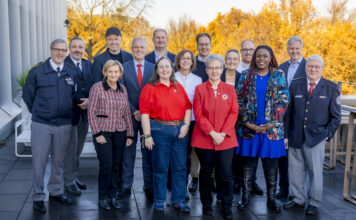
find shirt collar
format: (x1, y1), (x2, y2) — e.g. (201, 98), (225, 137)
(197, 55), (205, 63)
(102, 79), (122, 92)
(70, 55), (81, 67)
(289, 57), (303, 65)
(49, 58), (64, 72)
(154, 50), (168, 61)
(133, 59), (144, 68)
(307, 77), (321, 87)
(154, 81), (174, 87)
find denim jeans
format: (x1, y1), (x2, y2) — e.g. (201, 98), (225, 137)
(150, 119), (188, 203)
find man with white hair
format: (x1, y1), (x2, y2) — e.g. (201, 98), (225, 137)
(283, 55), (341, 215)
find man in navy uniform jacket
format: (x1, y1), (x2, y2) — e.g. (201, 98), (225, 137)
(92, 27), (133, 82)
(283, 55), (341, 215)
(277, 36), (307, 200)
(120, 37), (155, 199)
(145, 28), (175, 64)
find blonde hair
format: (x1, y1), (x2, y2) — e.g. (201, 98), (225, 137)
(102, 59), (124, 80)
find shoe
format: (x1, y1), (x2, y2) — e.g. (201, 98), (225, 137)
(117, 188), (131, 198)
(65, 184), (81, 195)
(173, 203), (191, 213)
(223, 208), (233, 219)
(153, 202), (165, 211)
(202, 206), (213, 215)
(283, 200), (305, 209)
(237, 167), (253, 210)
(33, 201), (46, 213)
(109, 198), (121, 209)
(49, 194), (72, 204)
(306, 205), (318, 215)
(99, 199), (111, 210)
(144, 188), (154, 200)
(188, 177), (198, 192)
(251, 182), (264, 195)
(276, 190), (289, 200)
(264, 168), (281, 213)
(76, 178), (87, 190)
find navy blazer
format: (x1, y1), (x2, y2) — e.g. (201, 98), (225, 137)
(65, 56), (93, 125)
(221, 69), (241, 90)
(193, 57), (208, 82)
(121, 59), (155, 113)
(279, 58), (307, 86)
(284, 77), (341, 148)
(145, 51), (176, 64)
(92, 49), (133, 83)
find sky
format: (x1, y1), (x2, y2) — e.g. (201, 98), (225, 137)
(145, 0), (356, 28)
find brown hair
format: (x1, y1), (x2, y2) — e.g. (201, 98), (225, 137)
(148, 57), (177, 87)
(174, 49), (196, 72)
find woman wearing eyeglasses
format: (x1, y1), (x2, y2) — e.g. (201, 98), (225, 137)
(139, 57), (192, 213)
(191, 54), (239, 219)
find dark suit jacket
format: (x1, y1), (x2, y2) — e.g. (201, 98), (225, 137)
(221, 69), (241, 90)
(284, 77), (341, 148)
(92, 49), (133, 83)
(121, 59), (155, 113)
(145, 51), (176, 64)
(279, 58), (307, 86)
(193, 57), (208, 82)
(65, 56), (93, 125)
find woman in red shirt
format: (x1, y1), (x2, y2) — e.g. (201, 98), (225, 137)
(139, 57), (192, 213)
(191, 54), (239, 219)
(88, 60), (134, 210)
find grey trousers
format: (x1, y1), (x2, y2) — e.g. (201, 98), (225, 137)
(63, 117), (89, 186)
(288, 140), (326, 207)
(31, 121), (72, 201)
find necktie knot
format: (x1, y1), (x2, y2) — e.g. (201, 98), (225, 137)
(309, 82), (316, 87)
(137, 64), (142, 68)
(56, 67), (60, 72)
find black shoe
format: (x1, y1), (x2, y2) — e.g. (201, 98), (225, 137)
(283, 200), (305, 209)
(33, 201), (46, 213)
(65, 184), (81, 195)
(76, 179), (87, 190)
(144, 188), (154, 200)
(188, 177), (198, 192)
(223, 208), (233, 219)
(267, 200), (281, 213)
(251, 182), (264, 195)
(117, 188), (131, 198)
(99, 199), (111, 210)
(237, 167), (253, 210)
(276, 190), (289, 200)
(306, 205), (318, 215)
(109, 198), (121, 209)
(202, 206), (213, 216)
(49, 194), (72, 204)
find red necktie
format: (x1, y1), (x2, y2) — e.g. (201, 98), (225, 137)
(137, 64), (143, 88)
(308, 82), (316, 96)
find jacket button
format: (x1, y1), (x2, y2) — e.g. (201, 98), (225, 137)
(305, 117), (308, 120)
(307, 101), (310, 104)
(82, 88), (85, 91)
(305, 109), (308, 112)
(304, 125), (306, 128)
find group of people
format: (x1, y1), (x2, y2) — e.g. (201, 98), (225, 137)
(22, 26), (341, 219)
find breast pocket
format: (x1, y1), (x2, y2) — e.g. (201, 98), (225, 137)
(37, 79), (57, 98)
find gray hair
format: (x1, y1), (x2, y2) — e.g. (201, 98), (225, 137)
(50, 39), (67, 49)
(153, 28), (167, 38)
(131, 36), (148, 49)
(287, 36), (303, 48)
(241, 40), (254, 49)
(306, 55), (324, 68)
(69, 37), (85, 48)
(206, 54), (224, 68)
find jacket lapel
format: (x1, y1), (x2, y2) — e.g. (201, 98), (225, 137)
(142, 61), (151, 87)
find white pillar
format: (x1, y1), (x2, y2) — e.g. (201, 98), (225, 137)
(41, 0), (48, 57)
(29, 0), (38, 65)
(19, 0), (31, 70)
(35, 0), (43, 61)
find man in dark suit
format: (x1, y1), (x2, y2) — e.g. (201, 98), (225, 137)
(192, 33), (211, 82)
(278, 36), (307, 200)
(92, 27), (133, 83)
(63, 37), (93, 195)
(283, 55), (341, 215)
(120, 37), (155, 199)
(145, 28), (175, 64)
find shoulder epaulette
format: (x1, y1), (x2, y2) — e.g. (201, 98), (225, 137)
(32, 61), (44, 69)
(292, 77), (303, 81)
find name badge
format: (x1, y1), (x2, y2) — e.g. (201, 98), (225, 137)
(319, 96), (328, 99)
(295, 95), (302, 98)
(65, 77), (74, 86)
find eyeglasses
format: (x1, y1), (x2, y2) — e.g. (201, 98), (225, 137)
(51, 47), (67, 53)
(241, 48), (254, 53)
(226, 58), (239, 61)
(306, 65), (322, 70)
(158, 65), (171, 70)
(207, 66), (223, 71)
(198, 43), (211, 47)
(180, 57), (191, 61)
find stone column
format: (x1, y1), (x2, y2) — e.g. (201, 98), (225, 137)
(29, 0), (38, 65)
(19, 0), (31, 71)
(35, 0), (43, 60)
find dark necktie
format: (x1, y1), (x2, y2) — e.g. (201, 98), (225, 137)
(57, 67), (60, 77)
(76, 62), (82, 76)
(137, 64), (143, 88)
(308, 82), (316, 96)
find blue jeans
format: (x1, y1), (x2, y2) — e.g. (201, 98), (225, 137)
(150, 119), (188, 203)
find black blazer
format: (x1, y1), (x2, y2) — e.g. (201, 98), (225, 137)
(145, 51), (176, 64)
(279, 58), (307, 86)
(221, 69), (241, 90)
(192, 57), (208, 82)
(284, 77), (341, 148)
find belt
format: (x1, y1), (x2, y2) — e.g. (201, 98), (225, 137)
(153, 118), (183, 126)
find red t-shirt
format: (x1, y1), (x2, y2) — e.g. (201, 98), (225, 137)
(139, 81), (192, 121)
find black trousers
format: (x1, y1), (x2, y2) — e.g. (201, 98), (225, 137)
(195, 147), (234, 208)
(94, 131), (126, 200)
(278, 154), (289, 193)
(242, 156), (278, 170)
(186, 121), (196, 184)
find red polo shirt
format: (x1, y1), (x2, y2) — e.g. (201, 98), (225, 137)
(139, 81), (192, 121)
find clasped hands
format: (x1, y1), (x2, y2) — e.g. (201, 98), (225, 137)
(246, 122), (274, 134)
(209, 131), (226, 145)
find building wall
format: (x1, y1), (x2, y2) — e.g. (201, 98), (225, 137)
(0, 0), (67, 140)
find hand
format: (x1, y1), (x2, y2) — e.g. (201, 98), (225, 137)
(261, 123), (274, 131)
(126, 138), (133, 147)
(284, 138), (288, 150)
(133, 110), (141, 121)
(78, 98), (89, 110)
(144, 137), (154, 150)
(95, 135), (106, 144)
(178, 124), (189, 139)
(209, 131), (225, 145)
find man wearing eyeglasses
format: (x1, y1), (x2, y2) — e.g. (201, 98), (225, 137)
(23, 39), (78, 213)
(237, 40), (255, 73)
(192, 33), (212, 82)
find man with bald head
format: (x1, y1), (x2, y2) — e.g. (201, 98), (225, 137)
(237, 40), (255, 73)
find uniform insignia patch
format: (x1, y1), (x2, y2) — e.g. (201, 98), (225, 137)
(336, 96), (341, 105)
(222, 94), (228, 100)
